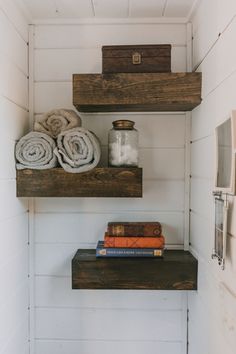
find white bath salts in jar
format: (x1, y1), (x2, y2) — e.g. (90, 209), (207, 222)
(108, 120), (139, 167)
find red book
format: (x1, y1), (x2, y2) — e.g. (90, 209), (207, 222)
(107, 222), (162, 237)
(104, 234), (165, 248)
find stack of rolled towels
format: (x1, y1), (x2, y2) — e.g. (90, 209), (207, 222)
(15, 109), (101, 173)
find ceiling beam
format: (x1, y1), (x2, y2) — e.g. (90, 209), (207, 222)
(31, 16), (188, 25)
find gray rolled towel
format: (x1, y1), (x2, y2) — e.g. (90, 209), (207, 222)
(15, 131), (57, 170)
(54, 127), (101, 173)
(34, 109), (82, 138)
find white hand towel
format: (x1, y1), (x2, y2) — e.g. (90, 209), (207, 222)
(34, 109), (81, 138)
(15, 131), (57, 170)
(54, 127), (101, 173)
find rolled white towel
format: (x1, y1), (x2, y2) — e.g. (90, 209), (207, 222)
(54, 127), (101, 173)
(15, 131), (57, 170)
(34, 109), (82, 138)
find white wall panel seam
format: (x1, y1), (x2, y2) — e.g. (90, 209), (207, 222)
(193, 36), (219, 71)
(34, 242), (185, 246)
(34, 44), (186, 50)
(28, 25), (34, 128)
(35, 210), (185, 214)
(193, 15), (236, 71)
(35, 306), (182, 312)
(35, 210), (184, 215)
(191, 134), (212, 144)
(135, 147), (185, 150)
(0, 2), (28, 43)
(127, 0), (131, 17)
(28, 24), (36, 354)
(35, 338), (183, 343)
(184, 114), (190, 251)
(190, 175), (212, 181)
(35, 275), (69, 279)
(186, 22), (193, 72)
(1, 60), (28, 78)
(32, 18), (188, 25)
(14, 0), (32, 23)
(28, 199), (35, 354)
(34, 111), (186, 116)
(0, 46), (28, 77)
(34, 21), (188, 26)
(0, 211), (28, 224)
(191, 250), (236, 303)
(202, 67), (236, 101)
(0, 178), (17, 182)
(0, 248), (28, 281)
(181, 292), (188, 354)
(0, 95), (29, 113)
(190, 209), (212, 222)
(1, 94), (29, 112)
(162, 0), (168, 16)
(186, 0), (201, 22)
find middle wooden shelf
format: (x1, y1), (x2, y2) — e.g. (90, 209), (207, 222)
(16, 167), (142, 198)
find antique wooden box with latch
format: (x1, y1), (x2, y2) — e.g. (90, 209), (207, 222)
(102, 44), (171, 73)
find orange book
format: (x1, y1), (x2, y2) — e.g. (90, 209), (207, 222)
(104, 234), (165, 248)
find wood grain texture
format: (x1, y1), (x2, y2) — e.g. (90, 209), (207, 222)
(73, 72), (202, 112)
(16, 167), (142, 198)
(72, 249), (198, 290)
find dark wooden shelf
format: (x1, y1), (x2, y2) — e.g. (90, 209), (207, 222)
(16, 167), (142, 197)
(73, 72), (202, 112)
(72, 249), (198, 290)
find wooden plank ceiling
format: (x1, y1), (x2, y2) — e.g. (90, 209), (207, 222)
(21, 0), (196, 19)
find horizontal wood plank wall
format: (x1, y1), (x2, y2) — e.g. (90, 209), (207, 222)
(0, 1), (29, 354)
(33, 22), (188, 354)
(189, 1), (236, 354)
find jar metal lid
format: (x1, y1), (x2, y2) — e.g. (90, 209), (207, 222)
(112, 120), (135, 130)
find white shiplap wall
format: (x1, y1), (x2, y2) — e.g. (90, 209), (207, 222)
(32, 22), (189, 354)
(189, 1), (236, 354)
(0, 0), (29, 353)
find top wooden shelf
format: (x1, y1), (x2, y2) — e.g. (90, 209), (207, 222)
(73, 72), (202, 112)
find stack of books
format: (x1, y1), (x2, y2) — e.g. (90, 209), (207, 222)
(96, 222), (165, 258)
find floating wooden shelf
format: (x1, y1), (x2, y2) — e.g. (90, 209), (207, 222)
(73, 72), (202, 112)
(72, 249), (198, 290)
(16, 167), (142, 198)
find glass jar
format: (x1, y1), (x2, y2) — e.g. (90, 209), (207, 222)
(108, 120), (139, 167)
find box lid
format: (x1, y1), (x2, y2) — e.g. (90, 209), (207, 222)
(102, 44), (171, 58)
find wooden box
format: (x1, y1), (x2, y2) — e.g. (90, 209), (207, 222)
(102, 44), (171, 73)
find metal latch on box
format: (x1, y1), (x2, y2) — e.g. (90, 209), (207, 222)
(132, 52), (142, 65)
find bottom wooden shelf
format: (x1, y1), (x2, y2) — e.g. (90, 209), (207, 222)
(72, 249), (198, 290)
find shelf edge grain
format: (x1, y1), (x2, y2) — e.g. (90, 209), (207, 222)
(72, 249), (198, 290)
(16, 167), (143, 198)
(73, 72), (202, 112)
